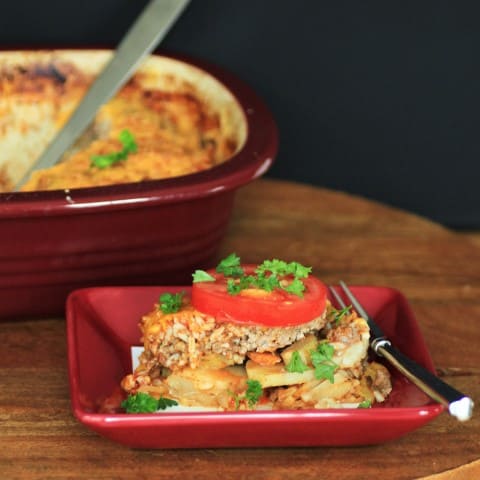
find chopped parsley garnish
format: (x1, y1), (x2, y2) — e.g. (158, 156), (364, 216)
(216, 252), (244, 277)
(310, 342), (337, 383)
(230, 379), (263, 410)
(254, 258), (311, 297)
(121, 392), (178, 413)
(357, 399), (372, 409)
(158, 291), (184, 313)
(331, 304), (352, 325)
(283, 276), (307, 296)
(194, 253), (313, 298)
(244, 379), (263, 407)
(226, 274), (256, 295)
(90, 129), (138, 169)
(157, 397), (180, 410)
(192, 270), (215, 283)
(256, 259), (311, 279)
(252, 271), (281, 292)
(285, 351), (309, 373)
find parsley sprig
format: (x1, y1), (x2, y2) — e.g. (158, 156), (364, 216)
(90, 129), (138, 169)
(216, 253), (244, 277)
(285, 342), (337, 382)
(231, 379), (263, 409)
(331, 304), (352, 325)
(245, 379), (263, 407)
(121, 392), (178, 413)
(192, 270), (215, 283)
(256, 259), (311, 279)
(310, 342), (338, 383)
(193, 253), (312, 298)
(158, 291), (184, 314)
(285, 351), (309, 373)
(357, 399), (372, 409)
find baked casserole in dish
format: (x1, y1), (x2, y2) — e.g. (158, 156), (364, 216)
(0, 50), (278, 320)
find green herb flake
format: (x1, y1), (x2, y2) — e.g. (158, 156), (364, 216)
(216, 253), (312, 298)
(255, 258), (287, 276)
(121, 392), (159, 413)
(229, 380), (263, 410)
(357, 399), (372, 409)
(158, 291), (184, 314)
(254, 272), (281, 292)
(226, 275), (256, 295)
(192, 270), (215, 283)
(310, 342), (337, 383)
(216, 252), (244, 277)
(91, 129), (138, 169)
(256, 259), (312, 279)
(245, 379), (263, 407)
(118, 129), (138, 154)
(157, 397), (179, 410)
(121, 393), (178, 413)
(285, 351), (309, 373)
(226, 278), (241, 295)
(289, 262), (312, 279)
(255, 258), (312, 297)
(331, 305), (352, 325)
(283, 277), (306, 297)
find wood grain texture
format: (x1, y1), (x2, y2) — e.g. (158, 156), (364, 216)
(460, 231), (480, 248)
(1, 179), (478, 480)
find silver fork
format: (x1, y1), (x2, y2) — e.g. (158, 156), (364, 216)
(329, 281), (474, 422)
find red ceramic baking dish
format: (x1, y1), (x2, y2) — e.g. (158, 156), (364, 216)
(0, 50), (278, 320)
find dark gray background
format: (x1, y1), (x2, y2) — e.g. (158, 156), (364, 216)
(1, 0), (479, 228)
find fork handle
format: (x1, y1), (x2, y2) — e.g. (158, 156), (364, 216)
(377, 343), (474, 421)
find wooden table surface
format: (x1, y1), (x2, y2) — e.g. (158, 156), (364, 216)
(1, 179), (479, 480)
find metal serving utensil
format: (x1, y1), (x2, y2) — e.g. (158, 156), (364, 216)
(14, 0), (191, 191)
(329, 281), (474, 421)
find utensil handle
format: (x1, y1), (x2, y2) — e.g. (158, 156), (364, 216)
(378, 343), (474, 421)
(15, 0), (190, 189)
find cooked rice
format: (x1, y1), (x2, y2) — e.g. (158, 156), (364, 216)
(140, 302), (329, 371)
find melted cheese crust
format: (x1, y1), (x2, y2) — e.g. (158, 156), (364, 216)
(0, 53), (241, 191)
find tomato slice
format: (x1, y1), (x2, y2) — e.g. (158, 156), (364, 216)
(191, 265), (327, 327)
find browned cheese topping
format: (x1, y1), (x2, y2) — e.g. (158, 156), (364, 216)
(0, 59), (238, 191)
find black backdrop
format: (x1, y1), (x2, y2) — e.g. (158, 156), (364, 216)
(1, 0), (479, 228)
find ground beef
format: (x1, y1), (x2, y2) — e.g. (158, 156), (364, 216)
(140, 304), (328, 371)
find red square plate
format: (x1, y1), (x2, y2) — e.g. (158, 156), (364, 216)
(66, 285), (444, 448)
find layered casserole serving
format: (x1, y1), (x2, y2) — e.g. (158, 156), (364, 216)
(120, 254), (392, 412)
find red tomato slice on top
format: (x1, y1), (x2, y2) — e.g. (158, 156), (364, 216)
(191, 265), (327, 327)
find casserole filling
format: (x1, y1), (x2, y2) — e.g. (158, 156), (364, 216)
(120, 255), (392, 412)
